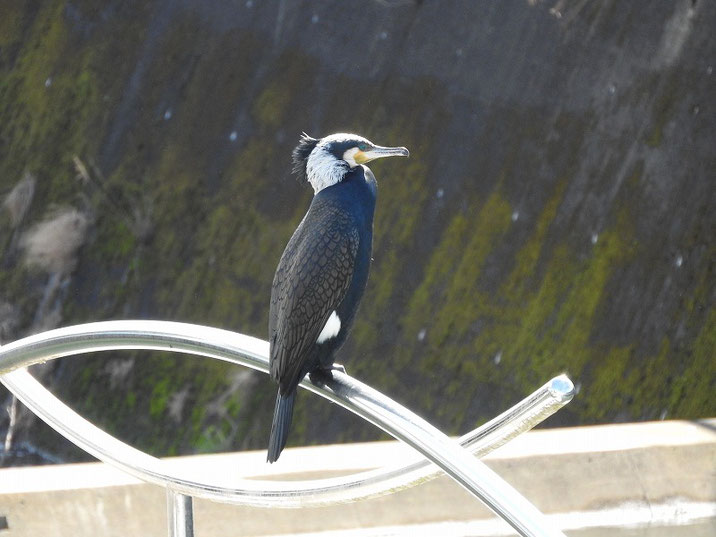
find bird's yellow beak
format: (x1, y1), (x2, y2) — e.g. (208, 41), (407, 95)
(355, 145), (410, 165)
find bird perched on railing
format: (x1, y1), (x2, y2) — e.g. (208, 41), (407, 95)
(267, 132), (409, 463)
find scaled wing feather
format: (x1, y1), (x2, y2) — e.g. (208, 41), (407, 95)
(269, 203), (359, 394)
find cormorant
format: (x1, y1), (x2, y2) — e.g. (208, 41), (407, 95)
(267, 132), (409, 463)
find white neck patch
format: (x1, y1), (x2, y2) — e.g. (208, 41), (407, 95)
(305, 133), (371, 194)
(306, 147), (347, 194)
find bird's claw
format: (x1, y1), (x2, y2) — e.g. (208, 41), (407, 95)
(309, 369), (330, 386)
(309, 363), (346, 386)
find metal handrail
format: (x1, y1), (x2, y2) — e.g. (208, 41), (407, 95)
(0, 321), (573, 537)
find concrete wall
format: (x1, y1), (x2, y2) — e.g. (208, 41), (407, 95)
(1, 0), (714, 462)
(1, 419), (714, 536)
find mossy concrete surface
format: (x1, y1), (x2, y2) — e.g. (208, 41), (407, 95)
(0, 0), (714, 462)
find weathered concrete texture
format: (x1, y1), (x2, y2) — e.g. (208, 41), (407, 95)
(0, 420), (714, 536)
(0, 0), (714, 461)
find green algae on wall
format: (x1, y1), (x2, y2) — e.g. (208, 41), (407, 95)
(389, 169), (648, 429)
(670, 309), (716, 417)
(1, 0), (714, 463)
(0, 6), (101, 204)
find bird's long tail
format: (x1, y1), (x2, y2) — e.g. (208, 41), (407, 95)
(267, 390), (296, 463)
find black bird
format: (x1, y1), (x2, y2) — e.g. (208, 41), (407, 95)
(267, 132), (409, 463)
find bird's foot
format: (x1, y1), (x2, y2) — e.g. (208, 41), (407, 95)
(309, 368), (331, 386)
(309, 363), (346, 386)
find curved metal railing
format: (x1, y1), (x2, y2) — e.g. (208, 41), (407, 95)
(0, 321), (574, 537)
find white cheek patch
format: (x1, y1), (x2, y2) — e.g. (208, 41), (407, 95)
(342, 148), (359, 168)
(306, 148), (345, 193)
(317, 310), (341, 343)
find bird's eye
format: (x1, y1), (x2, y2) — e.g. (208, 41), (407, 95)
(358, 143), (368, 151)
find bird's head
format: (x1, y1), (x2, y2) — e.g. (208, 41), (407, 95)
(292, 133), (409, 194)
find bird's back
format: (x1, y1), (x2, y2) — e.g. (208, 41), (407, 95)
(269, 177), (373, 394)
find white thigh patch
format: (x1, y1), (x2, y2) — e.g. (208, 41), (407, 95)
(317, 311), (341, 344)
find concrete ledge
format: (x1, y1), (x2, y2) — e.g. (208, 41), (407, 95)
(1, 420), (714, 536)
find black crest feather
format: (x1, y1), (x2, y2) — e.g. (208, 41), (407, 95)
(291, 132), (319, 182)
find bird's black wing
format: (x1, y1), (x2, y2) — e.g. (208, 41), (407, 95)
(269, 203), (359, 394)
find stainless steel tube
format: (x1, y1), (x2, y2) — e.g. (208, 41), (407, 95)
(0, 321), (571, 536)
(167, 491), (194, 537)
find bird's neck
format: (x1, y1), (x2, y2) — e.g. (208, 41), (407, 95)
(306, 153), (349, 194)
(312, 167), (376, 226)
